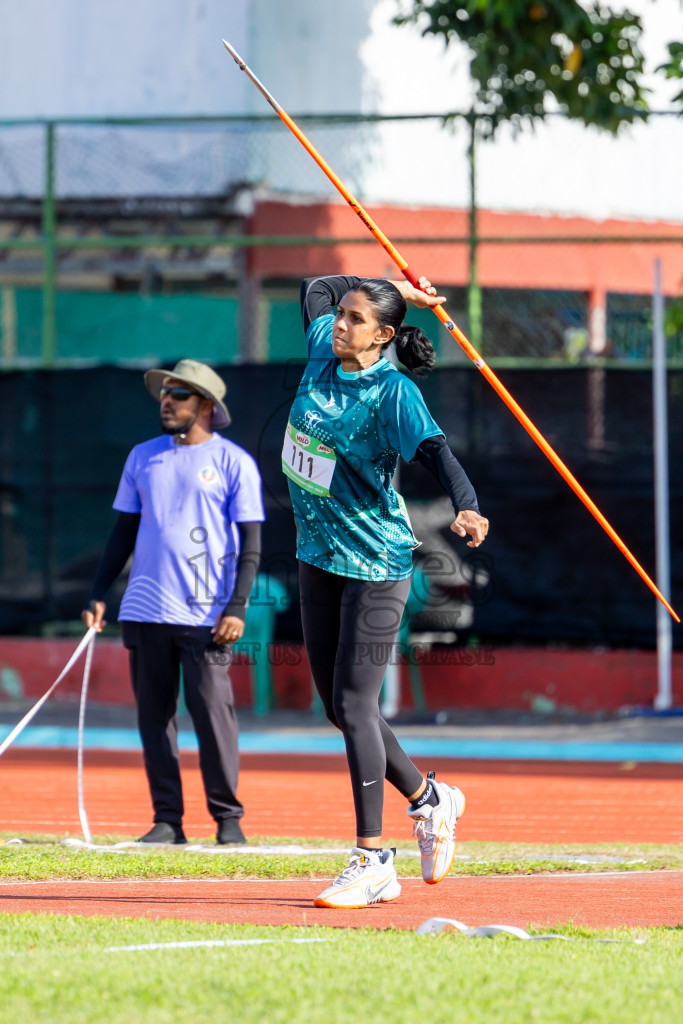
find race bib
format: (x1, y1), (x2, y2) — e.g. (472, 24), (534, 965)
(282, 421), (336, 496)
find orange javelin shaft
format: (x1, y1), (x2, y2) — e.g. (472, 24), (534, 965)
(222, 40), (679, 623)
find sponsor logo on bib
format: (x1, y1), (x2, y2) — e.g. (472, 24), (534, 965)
(295, 433), (310, 447)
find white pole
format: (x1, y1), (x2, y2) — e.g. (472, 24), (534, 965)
(652, 259), (673, 710)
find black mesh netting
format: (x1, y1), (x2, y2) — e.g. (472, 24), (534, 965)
(0, 364), (680, 647)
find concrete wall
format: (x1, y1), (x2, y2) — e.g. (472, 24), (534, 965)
(1, 637), (680, 712)
(0, 0), (377, 197)
(0, 0), (378, 119)
(1, 1), (682, 216)
(0, 0), (249, 117)
(249, 0), (376, 116)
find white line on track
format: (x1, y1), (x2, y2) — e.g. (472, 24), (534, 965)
(106, 937), (331, 953)
(0, 878), (298, 887)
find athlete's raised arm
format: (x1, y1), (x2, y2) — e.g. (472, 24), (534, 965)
(300, 275), (362, 334)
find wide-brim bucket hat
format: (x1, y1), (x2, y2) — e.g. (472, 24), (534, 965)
(144, 359), (231, 429)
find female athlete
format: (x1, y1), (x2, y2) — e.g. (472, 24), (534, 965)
(284, 273), (489, 908)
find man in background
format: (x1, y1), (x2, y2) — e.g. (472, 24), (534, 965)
(83, 359), (264, 845)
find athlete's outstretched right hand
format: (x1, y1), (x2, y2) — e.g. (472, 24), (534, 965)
(81, 600), (107, 632)
(390, 276), (446, 308)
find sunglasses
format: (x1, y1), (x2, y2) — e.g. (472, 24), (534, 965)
(160, 386), (201, 401)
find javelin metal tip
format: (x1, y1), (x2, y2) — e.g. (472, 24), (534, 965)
(222, 39), (246, 70)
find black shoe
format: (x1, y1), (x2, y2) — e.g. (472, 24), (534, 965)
(137, 822), (187, 845)
(216, 819), (247, 845)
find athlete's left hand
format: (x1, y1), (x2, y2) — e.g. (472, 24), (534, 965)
(212, 614), (245, 644)
(451, 510), (489, 548)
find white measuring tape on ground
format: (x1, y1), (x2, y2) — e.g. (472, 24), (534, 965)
(0, 628), (96, 759)
(416, 917), (646, 943)
(60, 838), (422, 856)
(61, 840), (357, 854)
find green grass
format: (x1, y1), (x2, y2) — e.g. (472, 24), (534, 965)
(0, 914), (681, 1024)
(2, 835), (681, 1022)
(2, 834), (683, 881)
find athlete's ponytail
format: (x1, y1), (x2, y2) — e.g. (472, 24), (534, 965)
(393, 325), (436, 376)
(354, 278), (436, 377)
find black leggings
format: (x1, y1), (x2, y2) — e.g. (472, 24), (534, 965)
(299, 561), (425, 838)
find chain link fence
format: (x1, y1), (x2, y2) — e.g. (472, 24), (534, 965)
(0, 114), (681, 647)
(1, 114), (682, 367)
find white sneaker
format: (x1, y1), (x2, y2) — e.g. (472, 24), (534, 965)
(407, 773), (465, 885)
(314, 847), (401, 909)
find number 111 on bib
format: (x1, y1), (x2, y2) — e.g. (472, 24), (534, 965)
(281, 421), (336, 497)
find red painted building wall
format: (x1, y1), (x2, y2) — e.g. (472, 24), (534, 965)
(247, 199), (683, 296)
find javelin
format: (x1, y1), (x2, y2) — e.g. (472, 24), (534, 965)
(222, 39), (678, 623)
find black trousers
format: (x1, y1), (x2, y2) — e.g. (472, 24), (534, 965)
(299, 562), (424, 838)
(121, 621), (243, 826)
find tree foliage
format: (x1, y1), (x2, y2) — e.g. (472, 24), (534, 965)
(394, 1), (649, 135)
(658, 41), (683, 105)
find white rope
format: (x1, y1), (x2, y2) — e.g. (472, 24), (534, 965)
(0, 628), (97, 758)
(77, 633), (96, 843)
(416, 917), (646, 943)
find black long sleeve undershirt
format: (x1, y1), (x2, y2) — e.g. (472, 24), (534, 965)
(413, 435), (480, 516)
(89, 512), (140, 602)
(222, 521), (261, 621)
(89, 513), (262, 622)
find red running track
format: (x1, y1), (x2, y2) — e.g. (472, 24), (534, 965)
(1, 750), (682, 929)
(1, 750), (682, 844)
(1, 874), (682, 930)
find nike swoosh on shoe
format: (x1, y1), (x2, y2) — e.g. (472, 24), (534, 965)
(365, 878), (392, 902)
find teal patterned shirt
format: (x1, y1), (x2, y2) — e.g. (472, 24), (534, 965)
(283, 311), (442, 581)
